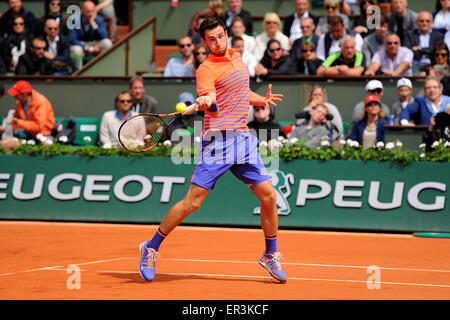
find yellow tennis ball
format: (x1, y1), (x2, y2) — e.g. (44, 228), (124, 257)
(176, 102), (187, 113)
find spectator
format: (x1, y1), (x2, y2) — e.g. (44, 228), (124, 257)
(128, 75), (159, 114)
(316, 15), (363, 61)
(231, 36), (257, 76)
(99, 91), (135, 147)
(296, 41), (323, 75)
(227, 16), (256, 55)
(400, 76), (450, 125)
(289, 104), (330, 148)
(428, 41), (450, 77)
(388, 0), (418, 45)
(290, 17), (319, 61)
(2, 15), (32, 73)
(0, 0), (37, 44)
(43, 18), (74, 75)
(163, 35), (195, 77)
(404, 11), (443, 74)
(15, 37), (54, 75)
(94, 0), (117, 40)
(304, 85), (344, 141)
(189, 0), (225, 37)
(191, 14), (208, 46)
(193, 43), (208, 73)
(283, 0), (318, 45)
(5, 80), (55, 141)
(422, 105), (450, 151)
(225, 0), (253, 36)
(364, 33), (414, 76)
(254, 12), (290, 61)
(349, 94), (388, 148)
(361, 13), (389, 66)
(35, 0), (68, 37)
(433, 0), (450, 34)
(315, 0), (350, 36)
(247, 104), (286, 142)
(351, 79), (391, 128)
(255, 39), (297, 77)
(317, 35), (366, 77)
(352, 0), (379, 38)
(68, 0), (113, 68)
(392, 78), (415, 124)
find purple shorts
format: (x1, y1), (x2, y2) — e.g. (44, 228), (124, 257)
(190, 131), (269, 190)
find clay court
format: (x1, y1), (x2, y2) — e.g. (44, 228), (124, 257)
(0, 220), (449, 301)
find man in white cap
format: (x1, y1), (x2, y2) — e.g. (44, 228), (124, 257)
(392, 78), (414, 124)
(350, 79), (391, 129)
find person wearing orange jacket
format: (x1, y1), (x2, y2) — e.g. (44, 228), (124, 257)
(6, 80), (55, 140)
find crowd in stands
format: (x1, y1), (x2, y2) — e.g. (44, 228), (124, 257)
(1, 0), (450, 152)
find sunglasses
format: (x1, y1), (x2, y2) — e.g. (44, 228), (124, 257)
(325, 5), (337, 10)
(435, 52), (448, 57)
(194, 52), (207, 56)
(386, 41), (399, 45)
(119, 99), (132, 103)
(33, 46), (46, 51)
(253, 107), (266, 111)
(269, 47), (281, 53)
(14, 22), (24, 26)
(50, 2), (61, 5)
(47, 27), (58, 31)
(369, 88), (382, 94)
(179, 43), (192, 48)
(366, 102), (380, 107)
(302, 49), (314, 53)
(266, 21), (278, 25)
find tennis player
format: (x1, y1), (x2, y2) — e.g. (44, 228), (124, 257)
(139, 17), (287, 283)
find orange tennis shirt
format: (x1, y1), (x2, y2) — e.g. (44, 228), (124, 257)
(196, 48), (250, 134)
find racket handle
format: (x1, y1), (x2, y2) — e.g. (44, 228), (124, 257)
(207, 102), (219, 112)
(184, 102), (219, 114)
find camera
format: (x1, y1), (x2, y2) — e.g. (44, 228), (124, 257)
(435, 112), (450, 129)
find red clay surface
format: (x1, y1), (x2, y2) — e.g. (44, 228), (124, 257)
(0, 221), (449, 300)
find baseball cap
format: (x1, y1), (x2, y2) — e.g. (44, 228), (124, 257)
(8, 80), (32, 96)
(365, 80), (383, 91)
(178, 92), (195, 104)
(364, 94), (381, 106)
(397, 78), (412, 89)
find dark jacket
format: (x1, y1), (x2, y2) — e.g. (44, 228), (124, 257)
(2, 32), (33, 68)
(290, 34), (320, 61)
(247, 117), (286, 142)
(349, 118), (388, 145)
(282, 12), (318, 39)
(44, 34), (73, 67)
(259, 55), (297, 76)
(15, 52), (54, 75)
(403, 29), (443, 62)
(296, 58), (323, 75)
(68, 15), (109, 48)
(0, 7), (37, 41)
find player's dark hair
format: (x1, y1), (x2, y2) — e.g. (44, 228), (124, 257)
(199, 16), (227, 40)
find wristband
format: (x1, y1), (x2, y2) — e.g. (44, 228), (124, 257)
(207, 102), (219, 112)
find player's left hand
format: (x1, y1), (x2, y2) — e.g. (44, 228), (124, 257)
(264, 84), (283, 107)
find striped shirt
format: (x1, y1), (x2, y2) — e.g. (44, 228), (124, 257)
(196, 48), (250, 135)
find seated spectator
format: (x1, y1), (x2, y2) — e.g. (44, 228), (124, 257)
(4, 80), (55, 141)
(388, 0), (418, 45)
(248, 104), (286, 142)
(163, 35), (195, 77)
(191, 14), (208, 46)
(43, 18), (74, 75)
(404, 11), (443, 74)
(304, 85), (344, 141)
(15, 37), (54, 75)
(0, 0), (37, 44)
(2, 15), (32, 73)
(316, 15), (363, 61)
(361, 13), (389, 66)
(400, 76), (450, 125)
(351, 80), (391, 129)
(225, 0), (253, 36)
(433, 0), (450, 34)
(94, 0), (117, 40)
(392, 78), (415, 124)
(189, 0), (226, 37)
(364, 33), (414, 76)
(428, 41), (450, 77)
(227, 16), (256, 55)
(289, 104), (330, 148)
(35, 0), (68, 37)
(349, 94), (388, 149)
(422, 106), (450, 151)
(283, 0), (318, 45)
(128, 75), (159, 114)
(254, 39), (297, 77)
(315, 0), (350, 36)
(290, 17), (319, 61)
(193, 43), (209, 73)
(296, 41), (323, 75)
(231, 36), (257, 76)
(317, 35), (366, 77)
(352, 0), (379, 38)
(255, 12), (290, 61)
(99, 91), (136, 147)
(68, 0), (113, 68)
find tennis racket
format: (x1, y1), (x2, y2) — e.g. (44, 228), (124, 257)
(118, 102), (218, 153)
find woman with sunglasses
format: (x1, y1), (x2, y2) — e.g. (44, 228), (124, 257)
(35, 0), (68, 36)
(296, 41), (323, 75)
(254, 12), (290, 61)
(315, 0), (350, 36)
(192, 43), (208, 73)
(254, 39), (296, 77)
(2, 15), (32, 73)
(428, 41), (450, 77)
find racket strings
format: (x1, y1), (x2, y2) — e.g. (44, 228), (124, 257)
(119, 115), (165, 152)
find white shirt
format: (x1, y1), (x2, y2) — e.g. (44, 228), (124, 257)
(46, 35), (60, 56)
(227, 33), (256, 55)
(289, 11), (310, 42)
(240, 50), (258, 77)
(419, 32), (431, 49)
